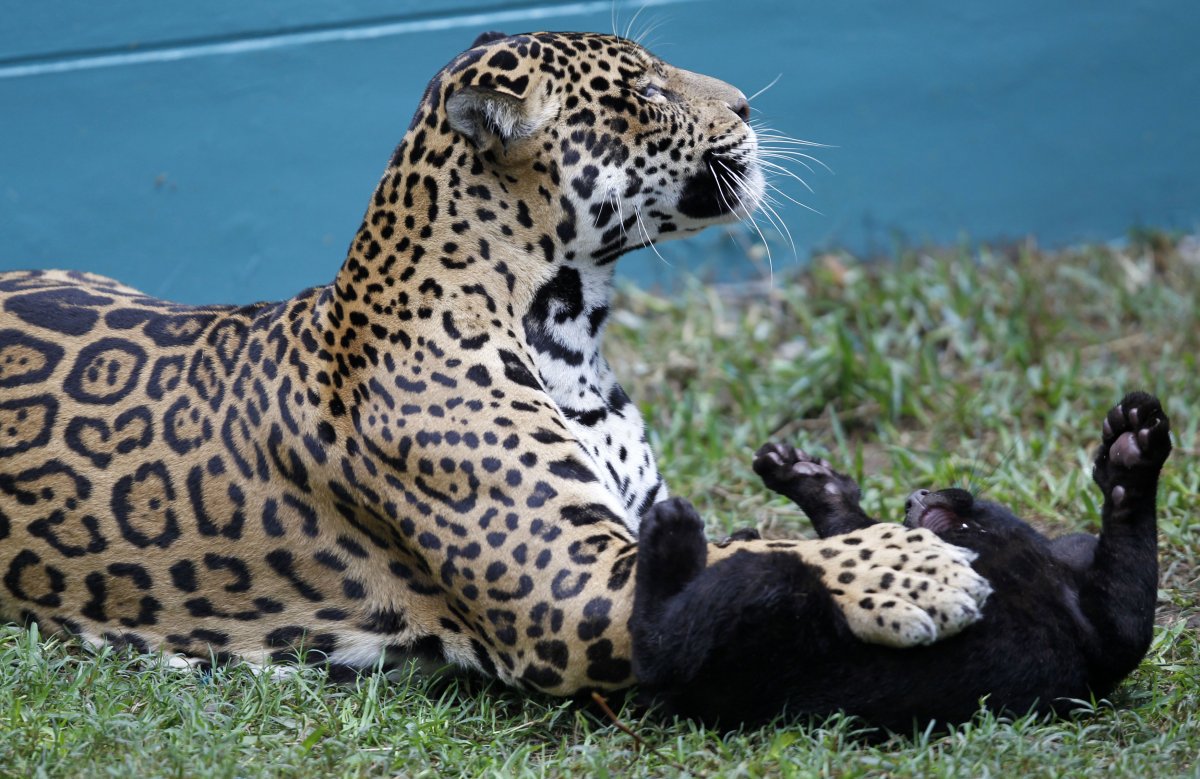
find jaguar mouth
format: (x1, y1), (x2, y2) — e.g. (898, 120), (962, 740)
(677, 148), (764, 221)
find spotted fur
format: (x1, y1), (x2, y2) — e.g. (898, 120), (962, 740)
(0, 31), (989, 698)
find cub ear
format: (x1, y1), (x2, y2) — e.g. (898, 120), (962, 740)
(471, 30), (508, 47)
(446, 85), (542, 150)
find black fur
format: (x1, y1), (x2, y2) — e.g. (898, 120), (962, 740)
(631, 392), (1170, 729)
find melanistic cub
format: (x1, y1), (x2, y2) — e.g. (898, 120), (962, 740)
(631, 393), (1170, 729)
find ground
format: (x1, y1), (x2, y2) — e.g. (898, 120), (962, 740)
(2, 232), (1197, 777)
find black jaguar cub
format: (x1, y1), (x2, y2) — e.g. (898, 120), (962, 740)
(631, 392), (1170, 729)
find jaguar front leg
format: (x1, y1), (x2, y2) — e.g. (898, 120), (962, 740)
(751, 442), (991, 645)
(635, 489), (990, 657)
(630, 496), (992, 722)
(747, 524), (990, 646)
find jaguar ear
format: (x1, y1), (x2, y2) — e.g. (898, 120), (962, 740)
(446, 85), (543, 150)
(471, 30), (508, 47)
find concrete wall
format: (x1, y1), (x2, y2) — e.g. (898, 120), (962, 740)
(2, 0), (1196, 303)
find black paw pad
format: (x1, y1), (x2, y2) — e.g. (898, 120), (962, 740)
(1101, 392), (1171, 469)
(1110, 431), (1145, 468)
(1094, 392), (1172, 497)
(753, 443), (832, 493)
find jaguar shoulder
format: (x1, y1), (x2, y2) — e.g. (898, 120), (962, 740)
(0, 30), (988, 697)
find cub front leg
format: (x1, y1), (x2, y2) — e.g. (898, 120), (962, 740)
(635, 497), (709, 607)
(753, 443), (877, 536)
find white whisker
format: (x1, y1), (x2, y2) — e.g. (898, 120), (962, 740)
(724, 162), (797, 259)
(758, 148), (833, 174)
(716, 160), (774, 284)
(633, 17), (670, 49)
(758, 157), (816, 191)
(737, 175), (797, 258)
(633, 205), (671, 266)
(765, 181), (823, 214)
(754, 135), (832, 148)
(750, 126), (833, 149)
(612, 190), (630, 241)
(747, 73), (783, 103)
(709, 162), (737, 215)
(758, 151), (817, 176)
(623, 4), (648, 41)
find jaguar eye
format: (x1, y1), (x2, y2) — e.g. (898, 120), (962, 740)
(642, 82), (665, 100)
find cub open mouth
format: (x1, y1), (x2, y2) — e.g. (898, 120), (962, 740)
(913, 507), (959, 534)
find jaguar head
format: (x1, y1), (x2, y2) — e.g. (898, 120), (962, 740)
(411, 30), (766, 266)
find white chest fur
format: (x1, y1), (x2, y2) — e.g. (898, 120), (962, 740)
(522, 265), (665, 532)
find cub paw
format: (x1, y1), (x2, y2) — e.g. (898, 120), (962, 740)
(1093, 392), (1171, 504)
(753, 443), (861, 515)
(810, 524), (992, 647)
(641, 496), (705, 544)
(637, 497), (707, 600)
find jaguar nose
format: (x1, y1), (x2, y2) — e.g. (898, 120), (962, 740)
(905, 489), (930, 514)
(728, 94), (750, 123)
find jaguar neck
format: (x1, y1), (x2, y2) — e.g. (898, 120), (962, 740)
(519, 259), (619, 414)
(329, 151), (567, 330)
(519, 255), (663, 527)
(328, 135), (628, 383)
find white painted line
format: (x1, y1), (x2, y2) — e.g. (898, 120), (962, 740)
(0, 0), (692, 80)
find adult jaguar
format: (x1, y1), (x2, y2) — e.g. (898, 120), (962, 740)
(0, 31), (990, 701)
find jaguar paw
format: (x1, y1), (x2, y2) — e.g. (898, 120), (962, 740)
(808, 524), (991, 647)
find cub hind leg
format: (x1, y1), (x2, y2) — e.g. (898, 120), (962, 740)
(1082, 392), (1171, 690)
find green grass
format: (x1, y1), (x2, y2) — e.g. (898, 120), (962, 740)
(3, 235), (1199, 777)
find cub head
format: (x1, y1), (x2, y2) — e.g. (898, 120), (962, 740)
(399, 30), (766, 266)
(903, 488), (1037, 540)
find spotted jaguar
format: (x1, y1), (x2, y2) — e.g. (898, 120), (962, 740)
(0, 30), (990, 701)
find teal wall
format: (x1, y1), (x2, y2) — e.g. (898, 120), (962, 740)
(2, 1), (1197, 303)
